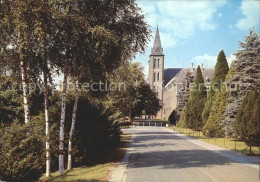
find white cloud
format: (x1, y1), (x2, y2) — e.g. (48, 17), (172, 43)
(236, 0), (260, 30)
(138, 1), (227, 45)
(191, 53), (236, 68)
(226, 54), (236, 66)
(191, 54), (217, 68)
(144, 64), (149, 78)
(218, 13), (222, 17)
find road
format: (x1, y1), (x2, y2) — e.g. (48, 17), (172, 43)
(110, 127), (260, 182)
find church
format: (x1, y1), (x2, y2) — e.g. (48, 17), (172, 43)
(148, 27), (214, 119)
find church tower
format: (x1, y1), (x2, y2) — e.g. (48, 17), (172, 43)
(148, 26), (164, 118)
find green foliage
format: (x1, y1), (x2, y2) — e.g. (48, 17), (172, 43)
(202, 89), (228, 137)
(235, 89), (260, 147)
(177, 107), (187, 127)
(71, 97), (121, 165)
(202, 50), (229, 124)
(168, 109), (177, 125)
(221, 30), (260, 137)
(107, 62), (161, 121)
(184, 66), (207, 130)
(0, 92), (122, 181)
(0, 120), (48, 181)
(132, 83), (161, 117)
(0, 90), (23, 124)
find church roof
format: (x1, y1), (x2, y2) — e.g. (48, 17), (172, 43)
(164, 68), (214, 89)
(151, 26), (164, 56)
(163, 68), (182, 86)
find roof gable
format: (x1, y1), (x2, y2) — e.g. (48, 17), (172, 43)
(163, 68), (182, 85)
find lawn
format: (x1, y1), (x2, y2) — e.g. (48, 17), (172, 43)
(171, 127), (260, 156)
(39, 133), (132, 182)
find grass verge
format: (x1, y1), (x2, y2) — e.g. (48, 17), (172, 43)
(170, 127), (260, 156)
(39, 133), (132, 182)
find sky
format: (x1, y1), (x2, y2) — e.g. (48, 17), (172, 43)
(134, 0), (260, 77)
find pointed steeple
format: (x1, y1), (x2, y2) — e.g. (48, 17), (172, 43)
(151, 26), (164, 56)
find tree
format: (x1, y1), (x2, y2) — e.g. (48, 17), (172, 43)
(131, 83), (161, 118)
(202, 87), (229, 137)
(107, 62), (146, 122)
(65, 0), (150, 172)
(235, 89), (260, 148)
(177, 107), (187, 127)
(185, 66), (207, 130)
(202, 50), (229, 124)
(176, 69), (194, 118)
(221, 30), (260, 137)
(0, 0), (39, 124)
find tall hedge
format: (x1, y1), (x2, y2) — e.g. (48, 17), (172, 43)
(235, 89), (260, 147)
(202, 50), (229, 124)
(185, 66), (207, 130)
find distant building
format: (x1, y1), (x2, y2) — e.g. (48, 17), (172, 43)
(148, 27), (214, 119)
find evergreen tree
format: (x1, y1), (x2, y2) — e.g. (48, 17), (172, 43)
(176, 69), (194, 118)
(202, 87), (229, 137)
(235, 89), (260, 147)
(185, 66), (207, 130)
(177, 107), (187, 127)
(202, 50), (229, 124)
(221, 30), (260, 137)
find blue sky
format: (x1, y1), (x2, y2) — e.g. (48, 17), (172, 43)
(134, 0), (260, 76)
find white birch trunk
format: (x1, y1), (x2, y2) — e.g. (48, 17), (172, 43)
(59, 72), (68, 175)
(43, 71), (51, 177)
(20, 56), (30, 124)
(67, 82), (79, 170)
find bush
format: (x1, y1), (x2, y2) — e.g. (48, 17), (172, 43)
(0, 93), (122, 181)
(0, 120), (47, 181)
(235, 89), (260, 147)
(0, 90), (23, 124)
(71, 97), (121, 165)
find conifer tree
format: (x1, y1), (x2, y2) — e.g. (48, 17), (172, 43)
(235, 89), (260, 147)
(202, 50), (229, 124)
(221, 30), (260, 137)
(185, 66), (207, 130)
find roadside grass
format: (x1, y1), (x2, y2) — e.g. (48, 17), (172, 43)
(39, 133), (132, 182)
(170, 127), (260, 156)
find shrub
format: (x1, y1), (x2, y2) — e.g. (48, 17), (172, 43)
(0, 120), (46, 181)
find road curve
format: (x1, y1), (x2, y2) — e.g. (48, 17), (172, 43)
(110, 127), (259, 182)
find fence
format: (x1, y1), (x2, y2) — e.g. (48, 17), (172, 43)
(174, 127), (260, 156)
(133, 121), (169, 127)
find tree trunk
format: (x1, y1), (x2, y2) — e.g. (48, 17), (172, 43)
(43, 71), (51, 177)
(59, 72), (68, 175)
(20, 54), (30, 124)
(67, 82), (79, 170)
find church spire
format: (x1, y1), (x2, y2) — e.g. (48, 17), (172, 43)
(151, 26), (164, 56)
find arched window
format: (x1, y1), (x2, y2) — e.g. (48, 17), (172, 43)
(157, 59), (160, 68)
(157, 72), (160, 81)
(153, 73), (156, 82)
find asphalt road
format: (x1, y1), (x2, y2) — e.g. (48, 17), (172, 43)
(110, 127), (260, 182)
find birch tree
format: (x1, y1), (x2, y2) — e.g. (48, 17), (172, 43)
(0, 0), (34, 124)
(65, 0), (150, 170)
